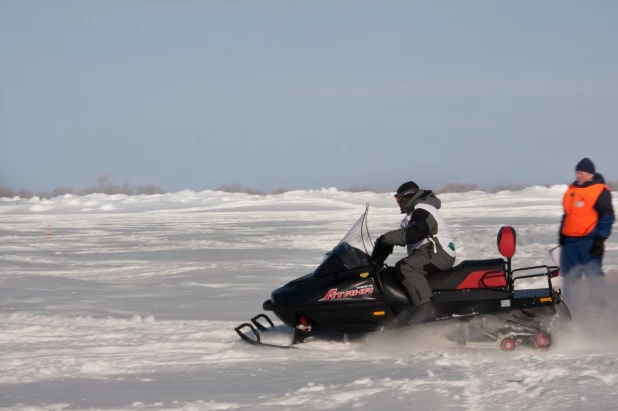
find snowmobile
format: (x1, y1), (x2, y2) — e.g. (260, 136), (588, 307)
(235, 205), (571, 351)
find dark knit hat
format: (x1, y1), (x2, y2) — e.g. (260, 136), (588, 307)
(575, 158), (595, 174)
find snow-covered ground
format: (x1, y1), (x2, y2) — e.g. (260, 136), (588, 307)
(1, 187), (617, 411)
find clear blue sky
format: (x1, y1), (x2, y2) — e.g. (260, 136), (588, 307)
(1, 0), (617, 192)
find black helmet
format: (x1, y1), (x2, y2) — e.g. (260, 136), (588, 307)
(394, 181), (419, 201)
(394, 181), (420, 213)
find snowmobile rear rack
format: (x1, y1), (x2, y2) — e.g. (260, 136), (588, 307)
(510, 264), (560, 299)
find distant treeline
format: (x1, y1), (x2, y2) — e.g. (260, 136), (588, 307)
(1, 176), (617, 199)
(0, 175), (164, 199)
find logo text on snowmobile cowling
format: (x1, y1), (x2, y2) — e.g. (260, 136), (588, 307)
(318, 281), (374, 301)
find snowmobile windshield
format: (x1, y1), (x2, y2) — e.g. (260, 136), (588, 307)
(338, 208), (373, 252)
(314, 206), (374, 277)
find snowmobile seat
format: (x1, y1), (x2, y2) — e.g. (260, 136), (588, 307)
(427, 259), (507, 291)
(377, 258), (507, 306)
(428, 226), (514, 291)
(378, 226), (514, 304)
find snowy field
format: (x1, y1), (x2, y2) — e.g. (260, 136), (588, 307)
(1, 187), (617, 411)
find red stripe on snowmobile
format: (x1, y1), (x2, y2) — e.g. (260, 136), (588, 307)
(456, 271), (507, 290)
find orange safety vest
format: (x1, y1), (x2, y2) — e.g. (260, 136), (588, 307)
(562, 183), (609, 237)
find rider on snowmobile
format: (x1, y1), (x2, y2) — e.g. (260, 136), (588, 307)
(372, 181), (456, 322)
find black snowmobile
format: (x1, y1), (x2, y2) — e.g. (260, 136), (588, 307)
(235, 206), (570, 350)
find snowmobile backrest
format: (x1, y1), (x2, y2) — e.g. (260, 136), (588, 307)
(497, 226), (516, 259)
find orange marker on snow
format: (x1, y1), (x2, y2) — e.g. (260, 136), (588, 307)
(47, 225), (51, 239)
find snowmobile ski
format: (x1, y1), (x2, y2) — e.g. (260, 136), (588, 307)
(234, 321), (297, 349)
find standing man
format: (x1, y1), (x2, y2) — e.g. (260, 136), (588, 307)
(559, 158), (614, 305)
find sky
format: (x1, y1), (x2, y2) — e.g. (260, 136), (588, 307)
(1, 0), (617, 193)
